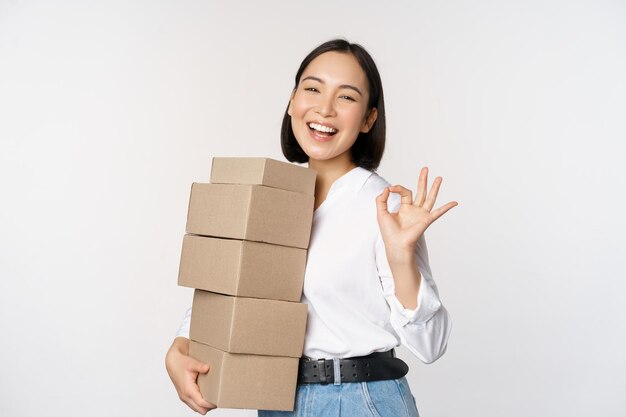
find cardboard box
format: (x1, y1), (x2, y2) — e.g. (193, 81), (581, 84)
(190, 341), (299, 411)
(190, 290), (307, 358)
(210, 157), (316, 196)
(178, 234), (306, 302)
(186, 183), (314, 249)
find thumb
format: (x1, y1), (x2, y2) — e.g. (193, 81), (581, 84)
(375, 187), (390, 218)
(188, 357), (210, 374)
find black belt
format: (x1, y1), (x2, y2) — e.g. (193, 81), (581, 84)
(297, 349), (409, 384)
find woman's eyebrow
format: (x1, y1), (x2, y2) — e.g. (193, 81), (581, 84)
(301, 75), (363, 96)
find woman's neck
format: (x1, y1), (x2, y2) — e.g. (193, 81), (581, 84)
(308, 157), (357, 210)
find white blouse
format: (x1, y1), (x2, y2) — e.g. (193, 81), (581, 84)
(177, 166), (452, 364)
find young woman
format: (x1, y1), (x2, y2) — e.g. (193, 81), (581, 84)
(166, 39), (458, 417)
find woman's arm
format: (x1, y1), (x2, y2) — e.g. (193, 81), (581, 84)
(386, 250), (421, 310)
(375, 167), (457, 363)
(376, 232), (452, 363)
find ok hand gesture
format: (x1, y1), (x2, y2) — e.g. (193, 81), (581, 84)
(376, 167), (458, 259)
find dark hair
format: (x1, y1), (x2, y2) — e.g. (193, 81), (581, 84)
(281, 39), (386, 171)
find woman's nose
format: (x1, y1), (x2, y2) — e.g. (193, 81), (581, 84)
(315, 94), (336, 117)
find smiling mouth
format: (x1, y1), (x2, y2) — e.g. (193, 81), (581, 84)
(308, 122), (337, 137)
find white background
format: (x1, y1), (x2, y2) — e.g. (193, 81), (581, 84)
(1, 1), (625, 416)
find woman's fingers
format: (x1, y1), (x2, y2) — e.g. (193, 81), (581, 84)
(423, 176), (443, 212)
(182, 366), (216, 414)
(166, 344), (215, 414)
(185, 360), (214, 409)
(187, 358), (210, 374)
(184, 397), (209, 415)
(384, 168), (455, 220)
(186, 385), (216, 414)
(414, 167), (428, 207)
(376, 187), (391, 217)
(431, 201), (459, 221)
(388, 185), (413, 205)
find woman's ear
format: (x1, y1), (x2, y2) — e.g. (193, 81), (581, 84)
(360, 108), (378, 133)
(287, 89), (296, 116)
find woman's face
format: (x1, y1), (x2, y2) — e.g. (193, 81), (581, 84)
(288, 51), (377, 166)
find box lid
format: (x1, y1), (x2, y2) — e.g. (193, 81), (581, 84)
(210, 157), (316, 195)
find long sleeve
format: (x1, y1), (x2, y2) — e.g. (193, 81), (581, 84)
(175, 307), (192, 339)
(375, 232), (452, 364)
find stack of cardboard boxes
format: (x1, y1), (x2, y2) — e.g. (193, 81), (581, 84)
(177, 157), (316, 411)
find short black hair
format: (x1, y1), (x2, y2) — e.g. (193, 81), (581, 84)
(281, 39), (386, 171)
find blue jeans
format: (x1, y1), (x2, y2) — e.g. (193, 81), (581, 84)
(258, 377), (420, 417)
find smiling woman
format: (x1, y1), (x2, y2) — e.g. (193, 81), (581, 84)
(166, 38), (458, 417)
(281, 41), (386, 174)
(286, 52), (378, 169)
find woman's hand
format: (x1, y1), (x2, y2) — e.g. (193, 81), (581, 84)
(376, 167), (458, 262)
(165, 337), (217, 414)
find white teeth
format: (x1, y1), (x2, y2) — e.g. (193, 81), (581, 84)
(308, 122), (337, 133)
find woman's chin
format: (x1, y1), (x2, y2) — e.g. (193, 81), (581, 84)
(304, 151), (335, 162)
(306, 153), (354, 167)
(298, 142), (350, 164)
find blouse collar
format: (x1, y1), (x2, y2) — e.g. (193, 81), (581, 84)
(314, 166), (373, 218)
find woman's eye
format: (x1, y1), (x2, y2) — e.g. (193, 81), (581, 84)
(340, 95), (355, 101)
(304, 87), (319, 92)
